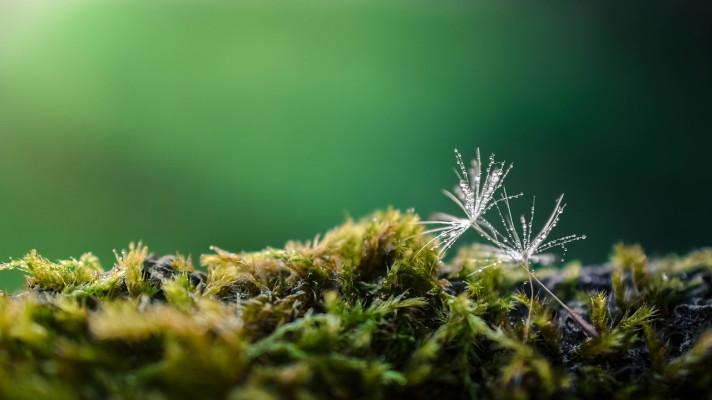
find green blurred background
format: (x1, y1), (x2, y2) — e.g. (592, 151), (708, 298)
(0, 1), (710, 290)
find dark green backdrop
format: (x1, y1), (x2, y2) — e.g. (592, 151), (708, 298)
(0, 1), (710, 290)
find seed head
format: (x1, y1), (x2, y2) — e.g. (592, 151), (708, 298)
(419, 148), (516, 256)
(475, 191), (586, 265)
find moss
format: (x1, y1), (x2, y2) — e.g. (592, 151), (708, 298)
(0, 210), (711, 399)
(0, 250), (103, 292)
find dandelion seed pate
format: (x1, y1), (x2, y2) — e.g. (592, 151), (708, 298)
(419, 148), (516, 257)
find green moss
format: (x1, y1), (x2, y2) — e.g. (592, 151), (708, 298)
(0, 210), (710, 399)
(0, 250), (102, 292)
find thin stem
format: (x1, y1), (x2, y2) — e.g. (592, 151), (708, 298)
(530, 273), (599, 338)
(524, 261), (534, 342)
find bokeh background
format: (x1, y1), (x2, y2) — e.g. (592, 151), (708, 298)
(0, 1), (710, 290)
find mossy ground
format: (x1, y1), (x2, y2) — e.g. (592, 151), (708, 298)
(1, 210), (710, 399)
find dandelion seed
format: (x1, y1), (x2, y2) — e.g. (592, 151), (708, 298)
(474, 191), (596, 338)
(476, 192), (587, 266)
(419, 148), (518, 257)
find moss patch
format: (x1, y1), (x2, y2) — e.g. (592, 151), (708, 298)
(1, 209), (711, 399)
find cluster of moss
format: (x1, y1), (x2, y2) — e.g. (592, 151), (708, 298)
(0, 210), (710, 399)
